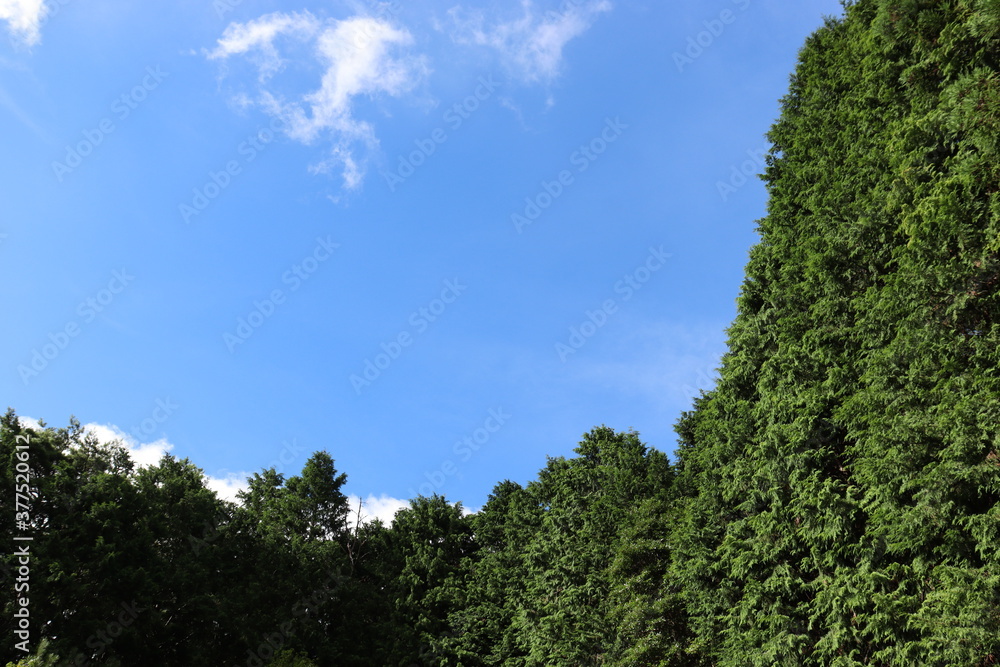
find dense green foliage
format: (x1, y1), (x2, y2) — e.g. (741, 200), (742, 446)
(0, 416), (662, 666)
(4, 0), (1000, 663)
(671, 0), (1000, 662)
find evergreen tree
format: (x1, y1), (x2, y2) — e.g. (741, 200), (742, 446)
(518, 428), (672, 665)
(670, 1), (1000, 664)
(607, 496), (700, 666)
(383, 495), (477, 666)
(446, 480), (541, 666)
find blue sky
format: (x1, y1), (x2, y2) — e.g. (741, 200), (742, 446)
(2, 0), (844, 521)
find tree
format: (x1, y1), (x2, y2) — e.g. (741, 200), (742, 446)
(446, 480), (541, 666)
(3, 638), (59, 667)
(384, 495), (477, 666)
(607, 496), (701, 666)
(510, 428), (671, 665)
(669, 1), (1000, 663)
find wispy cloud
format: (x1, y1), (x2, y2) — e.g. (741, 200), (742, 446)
(210, 11), (321, 81)
(0, 83), (49, 140)
(560, 320), (726, 411)
(446, 0), (612, 84)
(0, 0), (47, 46)
(209, 12), (428, 191)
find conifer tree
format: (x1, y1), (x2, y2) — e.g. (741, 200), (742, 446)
(670, 1), (1000, 663)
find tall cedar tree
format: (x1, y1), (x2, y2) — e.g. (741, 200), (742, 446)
(670, 1), (1000, 664)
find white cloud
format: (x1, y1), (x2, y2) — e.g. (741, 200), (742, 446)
(15, 418), (413, 519)
(447, 0), (612, 83)
(345, 494), (479, 527)
(347, 493), (410, 526)
(205, 472), (251, 503)
(17, 417), (250, 503)
(16, 415), (41, 431)
(210, 11), (321, 81)
(210, 12), (428, 190)
(81, 422), (175, 468)
(0, 0), (47, 47)
(82, 424), (253, 503)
